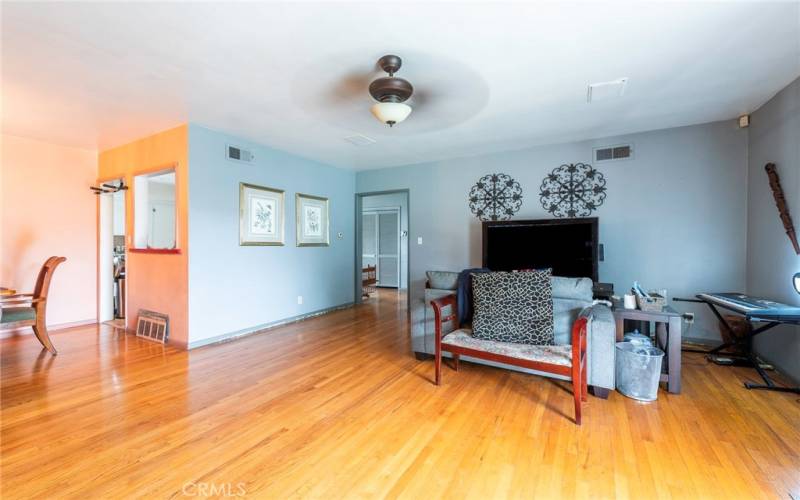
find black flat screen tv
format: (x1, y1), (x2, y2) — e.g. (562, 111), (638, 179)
(482, 218), (598, 282)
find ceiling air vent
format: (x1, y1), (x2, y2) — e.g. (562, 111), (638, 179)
(343, 134), (376, 146)
(593, 144), (633, 163)
(587, 78), (628, 103)
(226, 144), (255, 163)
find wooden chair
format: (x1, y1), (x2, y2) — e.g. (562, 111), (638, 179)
(362, 265), (377, 298)
(431, 295), (588, 424)
(0, 256), (66, 355)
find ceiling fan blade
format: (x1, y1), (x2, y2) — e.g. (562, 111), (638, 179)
(330, 70), (375, 100)
(408, 88), (435, 107)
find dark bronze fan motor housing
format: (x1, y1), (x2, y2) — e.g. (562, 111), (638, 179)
(369, 55), (413, 104)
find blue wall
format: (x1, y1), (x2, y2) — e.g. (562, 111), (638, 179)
(747, 77), (800, 382)
(188, 125), (355, 346)
(356, 120), (748, 353)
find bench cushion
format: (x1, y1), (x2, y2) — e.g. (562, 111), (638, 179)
(0, 307), (36, 324)
(443, 328), (572, 366)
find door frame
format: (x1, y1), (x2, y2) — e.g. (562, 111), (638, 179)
(362, 206), (401, 288)
(354, 189), (410, 311)
(96, 176), (126, 325)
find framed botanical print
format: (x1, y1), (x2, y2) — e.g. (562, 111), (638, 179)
(239, 183), (285, 246)
(295, 193), (330, 247)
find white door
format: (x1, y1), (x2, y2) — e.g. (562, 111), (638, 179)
(377, 210), (400, 288)
(363, 208), (401, 288)
(362, 213), (378, 269)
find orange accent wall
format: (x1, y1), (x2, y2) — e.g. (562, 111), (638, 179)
(98, 124), (189, 345)
(1, 134), (98, 327)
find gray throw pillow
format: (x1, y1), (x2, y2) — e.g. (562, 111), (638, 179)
(471, 270), (554, 345)
(426, 271), (459, 290)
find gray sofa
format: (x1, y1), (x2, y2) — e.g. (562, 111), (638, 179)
(423, 271), (616, 396)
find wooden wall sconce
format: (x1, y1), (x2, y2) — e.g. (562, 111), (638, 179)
(765, 162), (799, 255)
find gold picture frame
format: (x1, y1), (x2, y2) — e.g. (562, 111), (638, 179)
(295, 193), (330, 247)
(239, 183), (285, 246)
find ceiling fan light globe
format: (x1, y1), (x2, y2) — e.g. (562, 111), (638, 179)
(370, 102), (412, 126)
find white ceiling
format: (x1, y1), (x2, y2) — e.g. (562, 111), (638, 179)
(2, 2), (799, 170)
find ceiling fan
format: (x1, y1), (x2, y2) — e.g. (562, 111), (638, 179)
(368, 54), (414, 127)
(293, 51), (485, 133)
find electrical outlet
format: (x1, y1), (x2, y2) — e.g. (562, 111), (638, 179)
(683, 312), (694, 324)
(337, 232), (343, 239)
(297, 295), (303, 305)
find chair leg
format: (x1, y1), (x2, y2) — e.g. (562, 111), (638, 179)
(32, 323), (57, 355)
(453, 353), (460, 372)
(435, 347), (442, 386)
(572, 361), (582, 425)
(582, 358), (588, 402)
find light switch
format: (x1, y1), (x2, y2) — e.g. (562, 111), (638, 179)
(417, 237), (423, 245)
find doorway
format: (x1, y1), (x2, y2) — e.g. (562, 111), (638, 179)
(355, 190), (409, 309)
(362, 207), (401, 288)
(98, 181), (126, 326)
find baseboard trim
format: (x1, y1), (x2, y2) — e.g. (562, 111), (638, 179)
(179, 302), (355, 350)
(669, 335), (799, 386)
(50, 318), (98, 330)
(682, 336), (719, 347)
(0, 318), (97, 339)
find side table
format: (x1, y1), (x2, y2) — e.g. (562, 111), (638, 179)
(613, 304), (683, 394)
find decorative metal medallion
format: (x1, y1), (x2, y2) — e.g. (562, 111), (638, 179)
(539, 163), (607, 217)
(468, 173), (523, 221)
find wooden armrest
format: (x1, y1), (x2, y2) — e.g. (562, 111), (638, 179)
(571, 316), (589, 365)
(430, 295), (459, 343)
(431, 295), (458, 310)
(0, 297), (41, 306)
(430, 296), (457, 317)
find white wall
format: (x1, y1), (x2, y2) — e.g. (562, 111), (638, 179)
(1, 134), (97, 328)
(356, 120), (748, 352)
(747, 77), (800, 382)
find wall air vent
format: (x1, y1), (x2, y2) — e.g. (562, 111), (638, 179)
(226, 144), (255, 163)
(593, 144), (633, 163)
(136, 310), (169, 344)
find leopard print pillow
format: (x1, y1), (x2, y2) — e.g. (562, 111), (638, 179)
(471, 270), (554, 345)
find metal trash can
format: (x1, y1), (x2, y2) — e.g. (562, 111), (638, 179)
(615, 342), (665, 401)
(623, 330), (653, 346)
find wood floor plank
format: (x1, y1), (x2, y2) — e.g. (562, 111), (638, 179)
(2, 290), (798, 499)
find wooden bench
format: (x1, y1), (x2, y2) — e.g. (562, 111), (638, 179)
(430, 295), (588, 424)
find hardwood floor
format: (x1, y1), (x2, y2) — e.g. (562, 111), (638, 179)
(2, 289), (798, 498)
